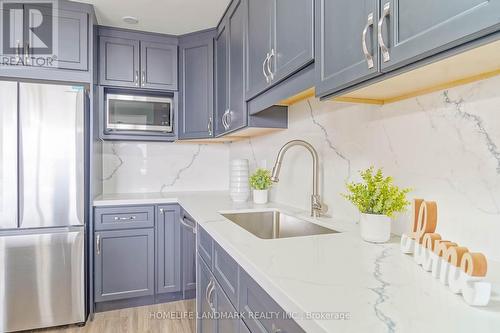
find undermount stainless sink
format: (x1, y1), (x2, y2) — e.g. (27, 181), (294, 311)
(221, 210), (339, 239)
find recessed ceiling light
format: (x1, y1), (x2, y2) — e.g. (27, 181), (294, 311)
(122, 16), (139, 24)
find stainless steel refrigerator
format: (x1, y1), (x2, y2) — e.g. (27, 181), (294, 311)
(0, 81), (86, 332)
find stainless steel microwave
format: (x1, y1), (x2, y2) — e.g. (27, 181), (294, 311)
(106, 93), (173, 133)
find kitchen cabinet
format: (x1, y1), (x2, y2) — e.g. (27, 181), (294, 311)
(98, 28), (178, 90)
(197, 254), (240, 333)
(140, 41), (178, 90)
(0, 1), (88, 71)
(246, 0), (314, 100)
(156, 205), (181, 294)
(181, 212), (197, 296)
(315, 0), (381, 96)
(215, 0), (247, 136)
(379, 0), (500, 71)
(94, 205), (155, 231)
(178, 30), (215, 139)
(99, 37), (140, 87)
(94, 229), (155, 302)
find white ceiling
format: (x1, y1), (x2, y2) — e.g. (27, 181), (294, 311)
(79, 0), (231, 35)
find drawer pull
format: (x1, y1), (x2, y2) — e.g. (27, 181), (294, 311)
(114, 216), (136, 221)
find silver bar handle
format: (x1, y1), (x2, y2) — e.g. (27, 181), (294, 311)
(267, 48), (275, 80)
(96, 234), (101, 255)
(179, 216), (197, 234)
(141, 71), (146, 85)
(378, 2), (391, 63)
(205, 280), (214, 309)
(262, 52), (270, 83)
(114, 216), (136, 221)
(226, 110), (232, 129)
(15, 41), (20, 61)
(222, 109), (229, 130)
(207, 280), (216, 312)
(208, 116), (213, 136)
(134, 71), (139, 86)
(362, 12), (375, 69)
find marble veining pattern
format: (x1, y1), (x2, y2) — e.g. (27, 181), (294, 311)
(370, 247), (396, 333)
(160, 144), (202, 192)
(101, 142), (124, 181)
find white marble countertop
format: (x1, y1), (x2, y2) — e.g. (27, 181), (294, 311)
(94, 191), (500, 333)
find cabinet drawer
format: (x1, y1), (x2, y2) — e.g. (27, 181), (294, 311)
(197, 226), (214, 267)
(213, 242), (239, 309)
(239, 269), (305, 333)
(94, 205), (155, 230)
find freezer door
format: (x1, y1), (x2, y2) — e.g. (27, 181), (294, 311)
(0, 227), (85, 332)
(0, 81), (18, 230)
(19, 83), (85, 228)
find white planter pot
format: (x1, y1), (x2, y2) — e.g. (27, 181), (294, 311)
(359, 213), (391, 243)
(253, 189), (268, 204)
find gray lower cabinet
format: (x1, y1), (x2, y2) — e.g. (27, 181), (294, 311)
(156, 205), (181, 294)
(215, 0), (247, 136)
(315, 0), (380, 96)
(380, 0), (500, 71)
(99, 36), (140, 87)
(245, 0), (314, 100)
(141, 41), (178, 90)
(197, 254), (240, 333)
(94, 228), (155, 302)
(178, 30), (215, 139)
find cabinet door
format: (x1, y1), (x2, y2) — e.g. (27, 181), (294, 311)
(270, 0), (314, 84)
(178, 36), (214, 139)
(99, 36), (140, 87)
(23, 5), (88, 71)
(140, 41), (178, 90)
(197, 255), (216, 333)
(214, 24), (228, 137)
(157, 205), (181, 294)
(94, 229), (154, 302)
(379, 0), (500, 71)
(245, 0), (273, 99)
(315, 0), (380, 97)
(181, 215), (197, 294)
(214, 280), (240, 333)
(226, 0), (247, 133)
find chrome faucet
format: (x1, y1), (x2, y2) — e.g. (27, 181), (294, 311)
(271, 140), (323, 218)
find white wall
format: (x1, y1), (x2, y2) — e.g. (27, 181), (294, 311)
(230, 76), (500, 261)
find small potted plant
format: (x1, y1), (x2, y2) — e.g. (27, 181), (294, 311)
(342, 167), (411, 243)
(249, 168), (273, 204)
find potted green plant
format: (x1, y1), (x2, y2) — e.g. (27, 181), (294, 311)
(342, 167), (411, 243)
(249, 168), (273, 204)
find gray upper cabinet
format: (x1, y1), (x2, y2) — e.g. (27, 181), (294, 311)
(141, 41), (178, 90)
(215, 0), (247, 136)
(156, 205), (181, 294)
(270, 0), (314, 84)
(379, 0), (500, 71)
(315, 0), (380, 96)
(178, 31), (215, 139)
(94, 229), (155, 302)
(0, 1), (89, 72)
(98, 28), (178, 90)
(246, 0), (314, 100)
(245, 0), (273, 99)
(99, 37), (140, 87)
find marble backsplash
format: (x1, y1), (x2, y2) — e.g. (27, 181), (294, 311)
(102, 141), (230, 193)
(230, 75), (500, 262)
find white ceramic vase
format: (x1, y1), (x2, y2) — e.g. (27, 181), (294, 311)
(359, 213), (391, 243)
(252, 189), (268, 204)
(229, 159), (249, 203)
